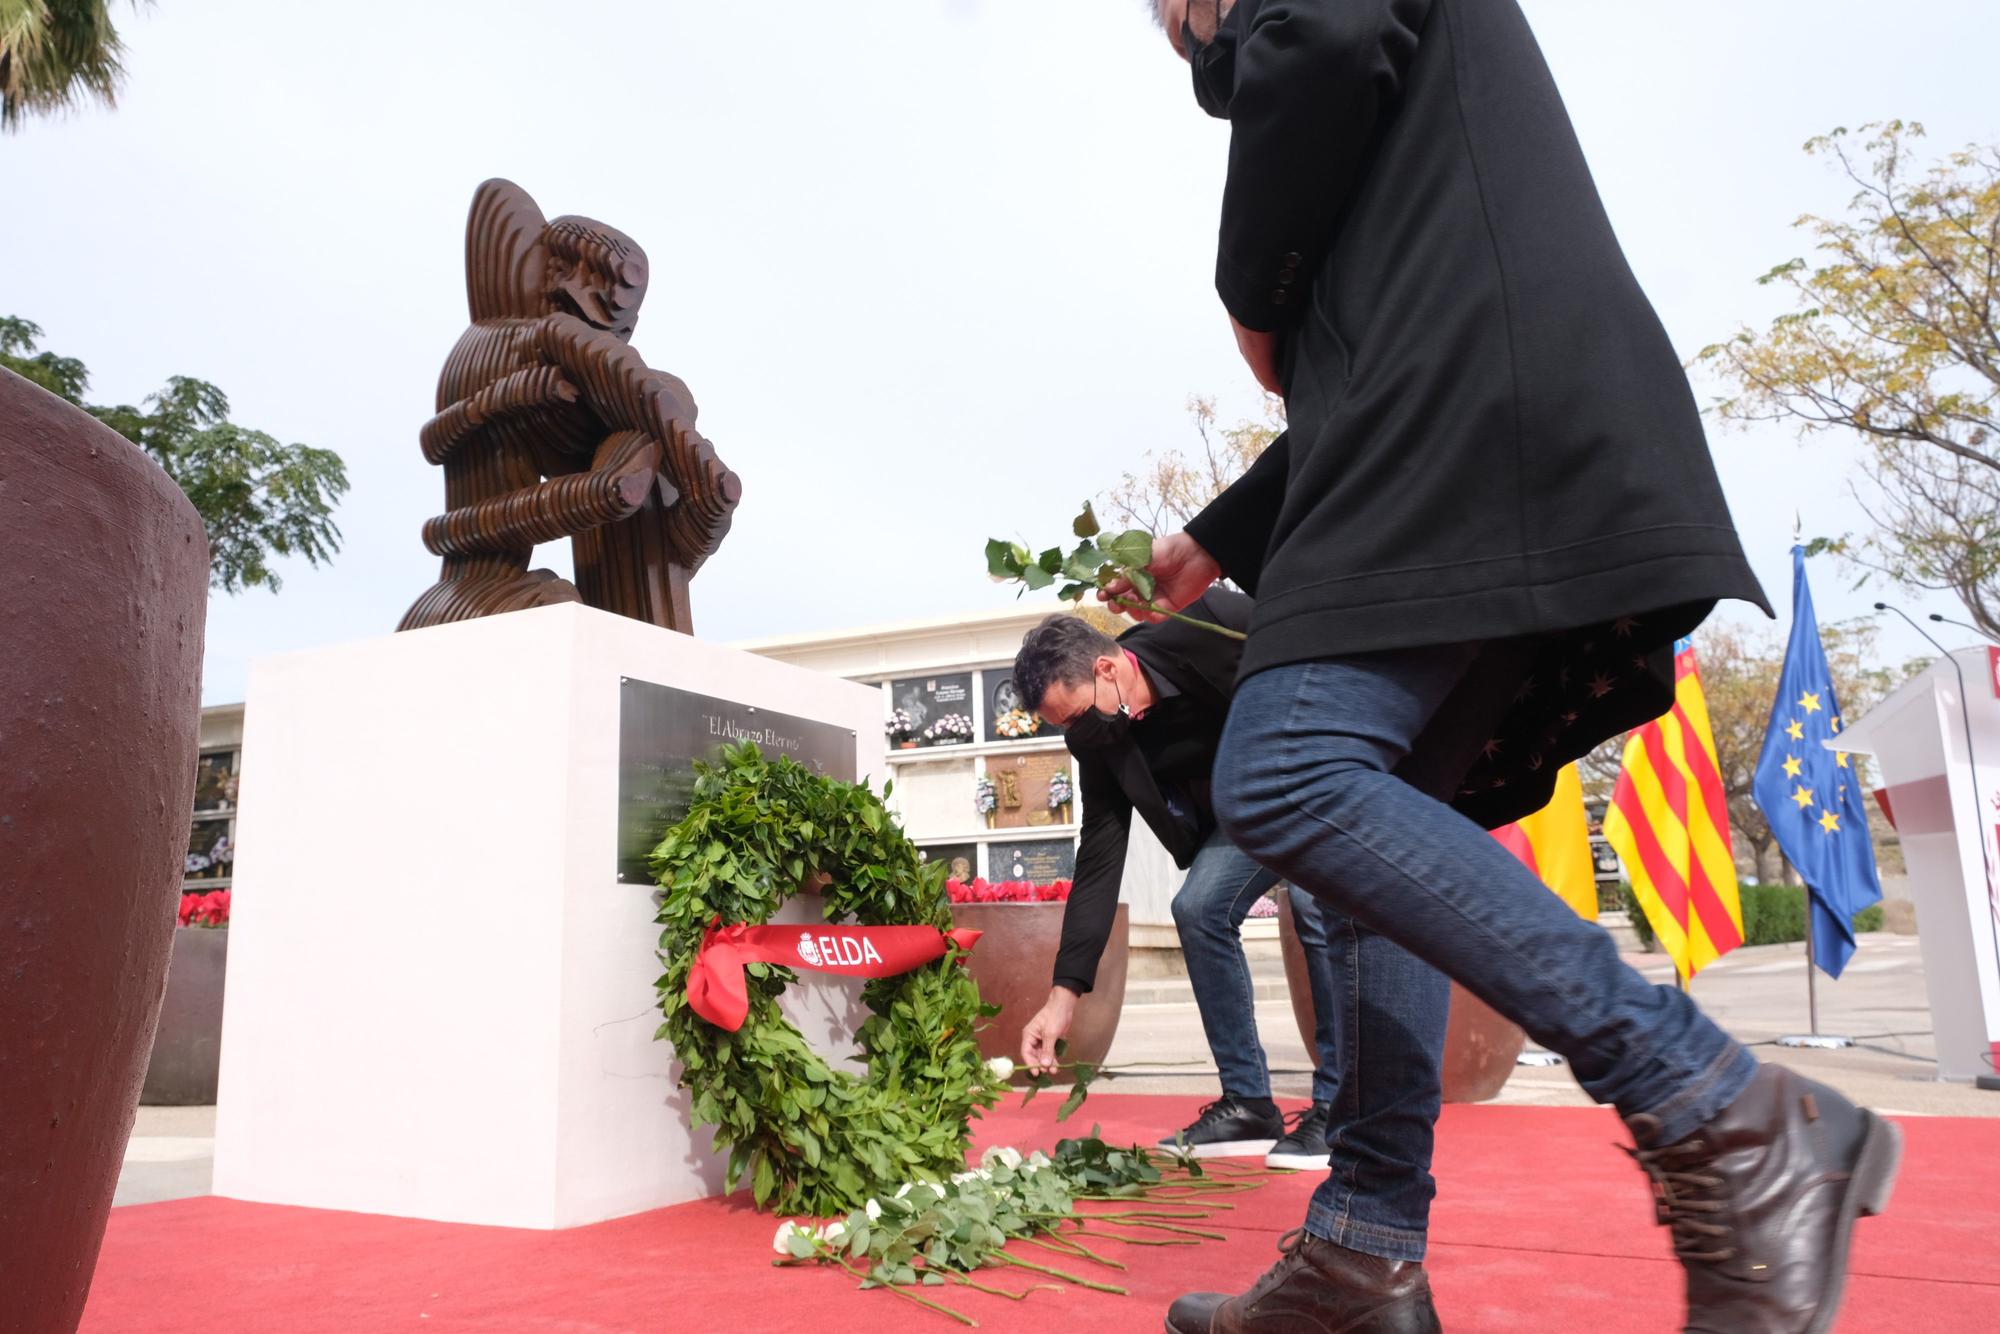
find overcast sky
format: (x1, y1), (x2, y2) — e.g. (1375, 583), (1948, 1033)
(5, 0), (1996, 705)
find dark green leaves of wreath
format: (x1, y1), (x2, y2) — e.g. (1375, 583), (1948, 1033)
(651, 741), (999, 1217)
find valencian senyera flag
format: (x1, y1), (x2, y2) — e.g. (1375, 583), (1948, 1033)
(1751, 547), (1883, 978)
(1492, 763), (1599, 920)
(1604, 638), (1745, 981)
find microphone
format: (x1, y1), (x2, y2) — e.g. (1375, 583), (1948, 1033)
(1878, 601), (2000, 1088)
(1930, 612), (2000, 645)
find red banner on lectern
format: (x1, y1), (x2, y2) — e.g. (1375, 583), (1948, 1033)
(685, 920), (981, 1032)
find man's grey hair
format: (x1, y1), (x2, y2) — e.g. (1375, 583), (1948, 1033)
(1013, 615), (1121, 715)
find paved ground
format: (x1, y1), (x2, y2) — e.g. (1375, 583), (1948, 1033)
(1107, 931), (2000, 1118)
(112, 930), (1996, 1209)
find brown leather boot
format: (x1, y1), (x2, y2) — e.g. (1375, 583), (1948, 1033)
(1165, 1229), (1442, 1334)
(1625, 1064), (1902, 1334)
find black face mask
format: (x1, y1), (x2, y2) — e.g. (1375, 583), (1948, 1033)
(1062, 671), (1132, 750)
(1184, 1), (1241, 120)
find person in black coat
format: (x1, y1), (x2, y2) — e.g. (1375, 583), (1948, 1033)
(1012, 595), (1448, 1185)
(1115, 5), (1901, 1334)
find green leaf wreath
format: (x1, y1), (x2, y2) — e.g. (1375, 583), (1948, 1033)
(651, 741), (1001, 1216)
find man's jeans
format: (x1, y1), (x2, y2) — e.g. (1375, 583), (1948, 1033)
(1172, 835), (1347, 1105)
(1214, 645), (1757, 1262)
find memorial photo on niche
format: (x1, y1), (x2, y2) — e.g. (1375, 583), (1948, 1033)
(984, 672), (1043, 743)
(920, 842), (979, 885)
(888, 672), (973, 748)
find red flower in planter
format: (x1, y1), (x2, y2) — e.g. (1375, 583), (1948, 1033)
(944, 877), (1070, 904)
(179, 888), (231, 928)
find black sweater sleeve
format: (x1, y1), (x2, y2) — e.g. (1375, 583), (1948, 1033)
(1184, 432), (1290, 595)
(1051, 751), (1131, 994)
(1215, 0), (1432, 331)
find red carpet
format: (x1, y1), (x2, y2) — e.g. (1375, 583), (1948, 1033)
(84, 1096), (1996, 1333)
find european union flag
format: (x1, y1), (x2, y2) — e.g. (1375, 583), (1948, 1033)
(1751, 547), (1883, 977)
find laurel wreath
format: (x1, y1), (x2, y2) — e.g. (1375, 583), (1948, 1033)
(651, 741), (1000, 1217)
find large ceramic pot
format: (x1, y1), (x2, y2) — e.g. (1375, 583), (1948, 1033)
(142, 927), (230, 1105)
(951, 902), (1128, 1080)
(1276, 895), (1525, 1103)
(0, 368), (209, 1333)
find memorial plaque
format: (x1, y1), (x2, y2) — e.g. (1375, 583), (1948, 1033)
(888, 672), (974, 748)
(994, 837), (1076, 884)
(617, 679), (856, 882)
(984, 751), (1072, 830)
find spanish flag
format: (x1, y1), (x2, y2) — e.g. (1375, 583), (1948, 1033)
(1603, 638), (1745, 981)
(1491, 764), (1598, 919)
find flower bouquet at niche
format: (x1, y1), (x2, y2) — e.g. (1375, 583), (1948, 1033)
(993, 708), (1041, 739)
(886, 708), (917, 748)
(974, 774), (998, 828)
(923, 713), (974, 746)
(1047, 769), (1073, 823)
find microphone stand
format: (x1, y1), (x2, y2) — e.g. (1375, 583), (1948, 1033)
(1879, 603), (2000, 1091)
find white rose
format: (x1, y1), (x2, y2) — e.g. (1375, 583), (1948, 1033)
(1026, 1150), (1052, 1173)
(865, 1198), (882, 1221)
(950, 1170), (979, 1186)
(821, 1221), (847, 1244)
(982, 1146), (1024, 1172)
(987, 1057), (1015, 1081)
(929, 1181), (949, 1199)
(893, 1182), (915, 1200)
(773, 1221), (803, 1255)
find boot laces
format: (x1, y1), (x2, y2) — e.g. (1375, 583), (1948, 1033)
(1622, 1117), (1735, 1264)
(1240, 1227), (1312, 1299)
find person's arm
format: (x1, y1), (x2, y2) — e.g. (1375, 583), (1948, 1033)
(1023, 752), (1131, 1074)
(1214, 0), (1432, 332)
(1183, 432), (1290, 595)
(1050, 753), (1131, 993)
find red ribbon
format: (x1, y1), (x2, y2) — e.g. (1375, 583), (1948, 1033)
(685, 920), (982, 1032)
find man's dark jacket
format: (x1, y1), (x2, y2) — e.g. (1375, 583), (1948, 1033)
(1053, 591), (1251, 994)
(1181, 0), (1770, 823)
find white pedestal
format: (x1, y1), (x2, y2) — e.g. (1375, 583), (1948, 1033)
(1840, 647), (2000, 1083)
(212, 604), (882, 1228)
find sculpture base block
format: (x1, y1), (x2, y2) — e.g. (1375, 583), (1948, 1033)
(213, 604), (880, 1228)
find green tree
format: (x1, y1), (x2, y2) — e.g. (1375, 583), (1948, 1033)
(1698, 122), (2000, 637)
(0, 1), (142, 131)
(2, 316), (349, 593)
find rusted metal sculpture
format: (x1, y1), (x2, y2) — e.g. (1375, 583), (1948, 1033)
(398, 179), (740, 634)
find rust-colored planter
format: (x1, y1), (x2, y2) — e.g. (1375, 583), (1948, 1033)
(142, 927), (230, 1106)
(1277, 895), (1524, 1103)
(0, 368), (209, 1334)
(952, 902), (1128, 1080)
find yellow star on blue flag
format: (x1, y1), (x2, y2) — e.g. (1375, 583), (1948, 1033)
(1751, 547), (1883, 977)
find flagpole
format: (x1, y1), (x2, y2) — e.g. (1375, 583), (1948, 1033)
(1779, 890), (1854, 1050)
(1805, 929), (1821, 1034)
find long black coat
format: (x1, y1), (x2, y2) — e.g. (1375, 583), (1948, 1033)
(1181, 0), (1769, 824)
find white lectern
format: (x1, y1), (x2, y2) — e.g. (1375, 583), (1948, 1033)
(212, 604), (883, 1228)
(1837, 646), (2000, 1083)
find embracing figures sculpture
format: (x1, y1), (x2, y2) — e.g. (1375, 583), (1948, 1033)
(398, 179), (740, 634)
